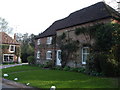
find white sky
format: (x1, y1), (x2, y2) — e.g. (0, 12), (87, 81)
(0, 0), (118, 36)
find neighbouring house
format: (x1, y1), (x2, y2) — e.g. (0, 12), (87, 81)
(35, 2), (120, 67)
(0, 32), (21, 63)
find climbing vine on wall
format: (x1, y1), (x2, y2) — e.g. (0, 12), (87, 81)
(57, 23), (120, 77)
(57, 33), (79, 67)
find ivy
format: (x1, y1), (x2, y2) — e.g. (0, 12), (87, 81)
(57, 34), (79, 67)
(75, 27), (87, 36)
(0, 44), (9, 50)
(61, 32), (66, 39)
(94, 23), (114, 52)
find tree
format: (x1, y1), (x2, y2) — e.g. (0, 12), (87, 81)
(86, 23), (120, 77)
(20, 33), (36, 63)
(0, 17), (13, 34)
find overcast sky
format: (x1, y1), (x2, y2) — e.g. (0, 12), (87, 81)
(0, 0), (118, 36)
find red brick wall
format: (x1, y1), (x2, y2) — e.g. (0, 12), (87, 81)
(35, 36), (57, 64)
(35, 18), (115, 67)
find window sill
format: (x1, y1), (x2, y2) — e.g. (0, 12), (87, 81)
(46, 58), (52, 60)
(9, 51), (15, 53)
(82, 62), (86, 65)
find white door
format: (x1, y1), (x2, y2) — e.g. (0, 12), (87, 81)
(56, 50), (61, 66)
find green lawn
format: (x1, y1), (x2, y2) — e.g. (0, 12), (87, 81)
(2, 65), (118, 88)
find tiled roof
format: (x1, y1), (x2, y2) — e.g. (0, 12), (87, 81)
(36, 2), (120, 39)
(0, 32), (20, 45)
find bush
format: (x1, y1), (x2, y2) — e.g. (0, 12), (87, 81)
(53, 66), (63, 70)
(27, 56), (34, 65)
(44, 61), (54, 69)
(102, 58), (118, 77)
(77, 68), (85, 73)
(87, 52), (119, 77)
(69, 67), (78, 72)
(37, 64), (45, 68)
(88, 71), (104, 76)
(63, 66), (70, 71)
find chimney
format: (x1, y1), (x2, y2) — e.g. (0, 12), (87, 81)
(118, 1), (120, 13)
(14, 33), (16, 40)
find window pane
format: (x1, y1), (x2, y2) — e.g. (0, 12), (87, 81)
(83, 54), (87, 62)
(82, 47), (90, 64)
(4, 55), (8, 61)
(83, 48), (89, 53)
(9, 56), (13, 61)
(11, 46), (14, 51)
(58, 51), (61, 60)
(46, 51), (52, 59)
(47, 37), (52, 44)
(37, 39), (40, 45)
(37, 51), (40, 59)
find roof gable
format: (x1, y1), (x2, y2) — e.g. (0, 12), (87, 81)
(0, 32), (20, 45)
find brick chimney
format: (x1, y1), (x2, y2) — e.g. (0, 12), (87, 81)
(118, 1), (120, 13)
(14, 33), (16, 40)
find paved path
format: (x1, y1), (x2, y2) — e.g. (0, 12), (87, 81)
(0, 63), (28, 69)
(2, 82), (18, 88)
(2, 78), (32, 89)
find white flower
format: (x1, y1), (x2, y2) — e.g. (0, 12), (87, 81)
(26, 83), (30, 86)
(14, 78), (18, 81)
(51, 86), (56, 90)
(3, 74), (8, 77)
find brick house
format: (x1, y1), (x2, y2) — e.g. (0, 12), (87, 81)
(35, 2), (120, 67)
(0, 32), (21, 63)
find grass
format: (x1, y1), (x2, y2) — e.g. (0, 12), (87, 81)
(2, 65), (119, 88)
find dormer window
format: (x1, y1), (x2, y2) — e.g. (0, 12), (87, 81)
(37, 39), (41, 45)
(47, 37), (52, 44)
(9, 45), (15, 53)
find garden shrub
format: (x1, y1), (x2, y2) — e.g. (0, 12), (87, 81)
(38, 64), (45, 68)
(69, 67), (78, 72)
(101, 57), (118, 77)
(44, 61), (54, 69)
(87, 52), (119, 77)
(53, 66), (63, 70)
(77, 67), (85, 73)
(27, 56), (34, 65)
(63, 66), (70, 71)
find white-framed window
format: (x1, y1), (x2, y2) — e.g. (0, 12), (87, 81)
(37, 51), (40, 59)
(56, 50), (62, 66)
(37, 39), (41, 45)
(9, 45), (15, 53)
(3, 54), (14, 62)
(46, 51), (52, 60)
(47, 37), (52, 44)
(82, 47), (89, 64)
